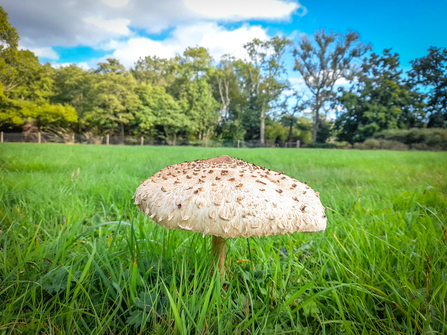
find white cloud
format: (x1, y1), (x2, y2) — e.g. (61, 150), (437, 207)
(3, 0), (303, 49)
(184, 0), (300, 20)
(104, 38), (177, 66)
(98, 22), (270, 68)
(83, 17), (132, 36)
(20, 45), (59, 60)
(102, 0), (130, 8)
(171, 22), (269, 59)
(51, 62), (91, 70)
(335, 77), (349, 86)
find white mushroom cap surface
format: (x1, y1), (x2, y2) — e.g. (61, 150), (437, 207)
(133, 155), (326, 238)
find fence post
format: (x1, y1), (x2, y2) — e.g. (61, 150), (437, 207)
(0, 131), (3, 143)
(297, 140), (300, 148)
(72, 133), (75, 144)
(38, 132), (41, 144)
(106, 134), (109, 145)
(237, 140), (240, 148)
(141, 136), (144, 146)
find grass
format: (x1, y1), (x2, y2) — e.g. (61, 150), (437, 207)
(0, 143), (446, 334)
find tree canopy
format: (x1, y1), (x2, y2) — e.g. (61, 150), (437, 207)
(0, 5), (445, 146)
(336, 49), (425, 143)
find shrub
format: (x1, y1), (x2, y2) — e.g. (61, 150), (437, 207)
(303, 142), (337, 149)
(379, 140), (408, 151)
(363, 139), (381, 149)
(353, 142), (364, 150)
(301, 141), (352, 149)
(354, 139), (408, 151)
(335, 141), (352, 149)
(373, 128), (447, 150)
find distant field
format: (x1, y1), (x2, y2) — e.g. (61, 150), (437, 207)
(1, 143), (446, 334)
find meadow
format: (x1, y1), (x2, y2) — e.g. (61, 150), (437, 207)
(0, 143), (446, 335)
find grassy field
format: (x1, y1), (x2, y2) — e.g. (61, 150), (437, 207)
(0, 143), (446, 334)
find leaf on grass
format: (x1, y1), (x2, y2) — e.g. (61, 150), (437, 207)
(280, 246), (289, 258)
(302, 300), (320, 318)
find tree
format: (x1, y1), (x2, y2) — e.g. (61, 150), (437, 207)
(134, 84), (187, 144)
(293, 29), (371, 142)
(131, 56), (177, 87)
(95, 58), (125, 74)
(178, 79), (219, 141)
(51, 65), (93, 132)
(409, 47), (447, 127)
(0, 6), (19, 51)
(0, 49), (77, 131)
(336, 49), (425, 143)
(24, 102), (77, 131)
(210, 56), (250, 143)
(0, 8), (76, 132)
(178, 47), (213, 79)
(172, 48), (219, 142)
(211, 55), (236, 123)
(1, 49), (54, 102)
(85, 59), (140, 139)
(281, 91), (307, 143)
(0, 5), (20, 93)
(265, 121), (288, 146)
(243, 36), (291, 145)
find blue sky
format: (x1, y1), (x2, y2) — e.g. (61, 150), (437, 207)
(3, 0), (446, 74)
(285, 0), (447, 70)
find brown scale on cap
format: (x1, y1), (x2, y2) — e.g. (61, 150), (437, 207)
(133, 155), (326, 239)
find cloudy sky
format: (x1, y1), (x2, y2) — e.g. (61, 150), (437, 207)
(3, 0), (447, 78)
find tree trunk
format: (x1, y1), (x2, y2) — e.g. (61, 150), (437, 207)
(287, 120), (294, 143)
(120, 118), (124, 145)
(260, 107), (265, 146)
(312, 98), (321, 142)
(211, 236), (226, 278)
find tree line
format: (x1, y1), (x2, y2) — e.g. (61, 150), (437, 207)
(1, 6), (446, 146)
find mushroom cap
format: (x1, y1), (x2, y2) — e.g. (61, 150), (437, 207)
(133, 155), (326, 238)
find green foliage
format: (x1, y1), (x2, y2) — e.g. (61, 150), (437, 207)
(0, 6), (19, 51)
(134, 84), (186, 140)
(1, 5), (445, 144)
(353, 138), (409, 150)
(373, 128), (447, 150)
(131, 55), (177, 87)
(315, 118), (333, 143)
(1, 144), (446, 334)
(2, 50), (54, 103)
(178, 78), (219, 138)
(241, 36), (292, 144)
(0, 48), (76, 129)
(51, 64), (93, 131)
(265, 121), (288, 144)
(295, 117), (313, 143)
(84, 59), (140, 136)
(217, 120), (247, 142)
(409, 47), (447, 127)
(303, 142), (337, 148)
(337, 49), (425, 143)
(293, 29), (371, 142)
(0, 5), (19, 90)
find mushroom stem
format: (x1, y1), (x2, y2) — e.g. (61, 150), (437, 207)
(211, 235), (226, 277)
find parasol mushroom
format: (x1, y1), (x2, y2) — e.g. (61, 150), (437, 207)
(133, 155), (326, 276)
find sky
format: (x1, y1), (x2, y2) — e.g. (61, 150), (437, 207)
(3, 0), (447, 88)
